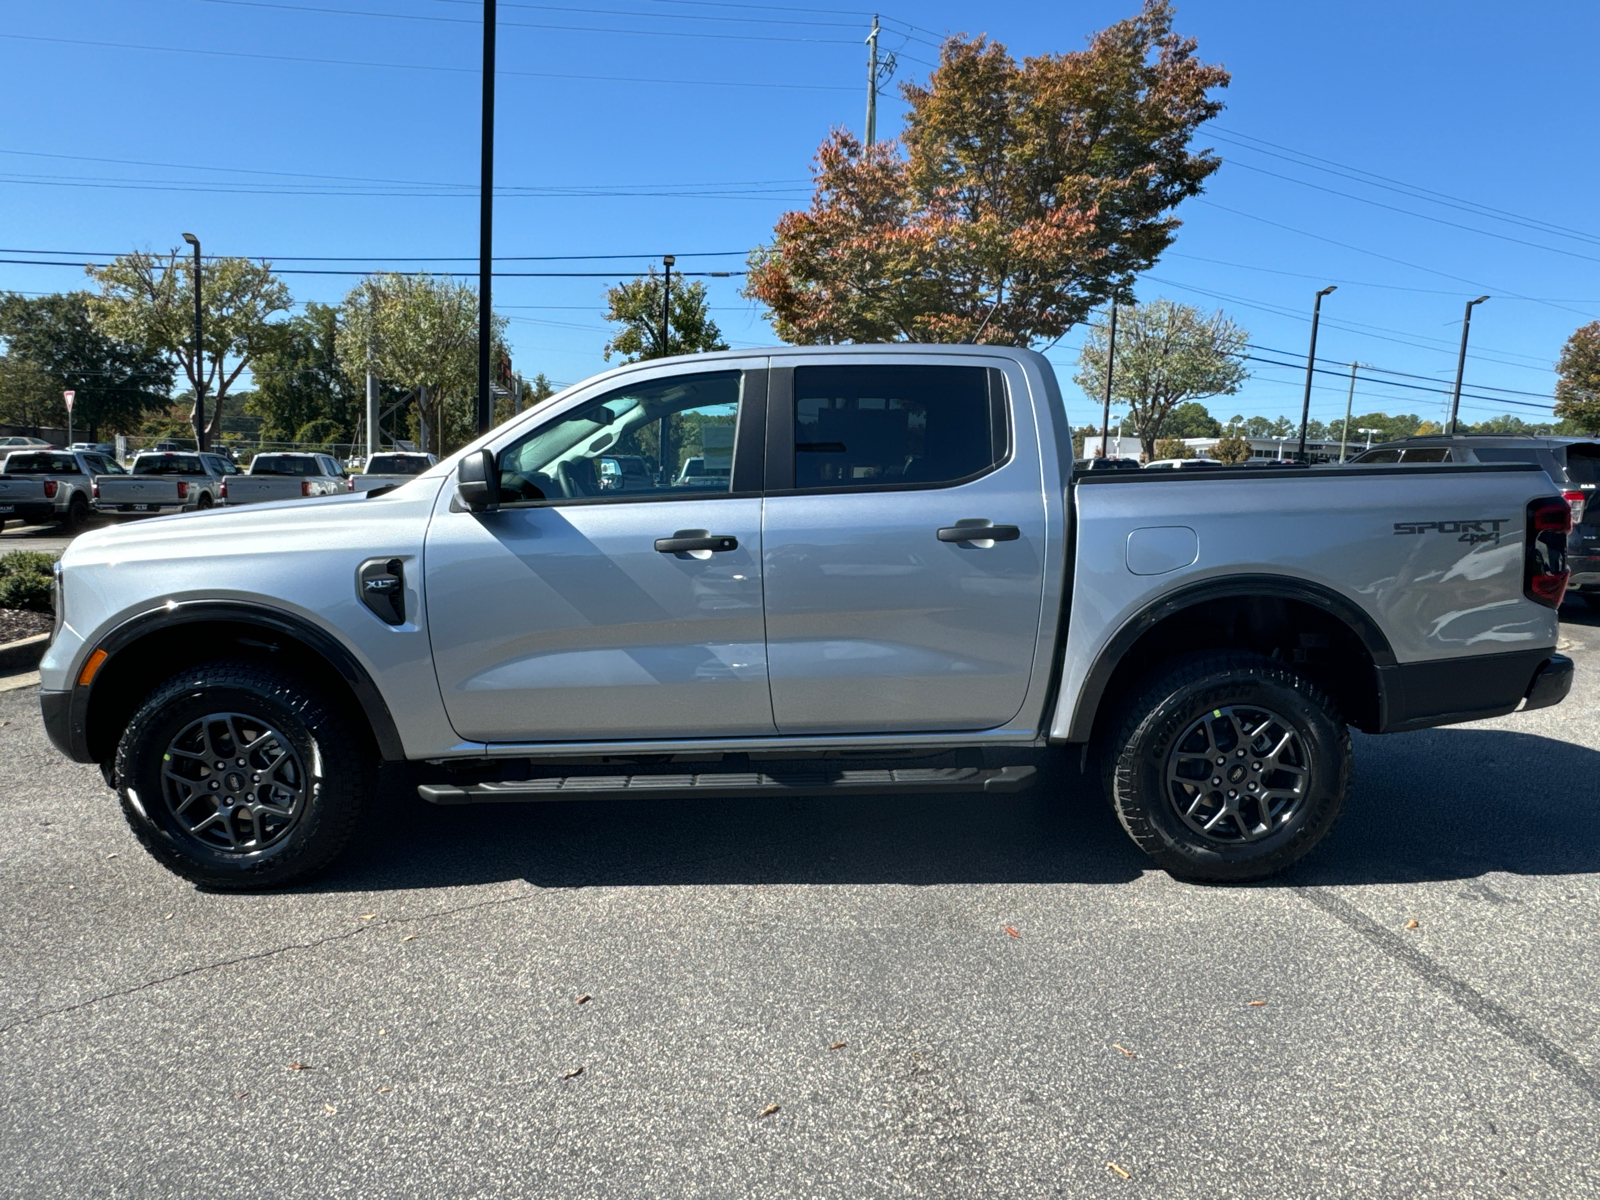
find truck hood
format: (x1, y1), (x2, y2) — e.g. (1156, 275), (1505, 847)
(62, 479), (446, 570)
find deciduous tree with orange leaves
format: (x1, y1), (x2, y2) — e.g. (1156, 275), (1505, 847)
(744, 0), (1228, 347)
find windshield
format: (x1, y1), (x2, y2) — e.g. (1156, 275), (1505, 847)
(367, 455), (430, 475)
(3, 452), (78, 474)
(250, 455), (321, 476)
(1563, 444), (1600, 487)
(134, 455), (204, 475)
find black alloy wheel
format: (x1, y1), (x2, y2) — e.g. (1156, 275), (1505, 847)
(115, 661), (373, 888)
(64, 494), (89, 530)
(1104, 651), (1351, 882)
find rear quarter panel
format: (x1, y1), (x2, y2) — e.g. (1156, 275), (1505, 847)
(1050, 465), (1561, 740)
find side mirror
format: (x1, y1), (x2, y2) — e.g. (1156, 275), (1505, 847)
(456, 448), (499, 512)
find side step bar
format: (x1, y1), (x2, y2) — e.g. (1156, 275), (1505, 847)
(417, 764), (1037, 805)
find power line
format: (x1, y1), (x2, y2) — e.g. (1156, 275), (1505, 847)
(1210, 127), (1600, 250)
(1163, 250), (1600, 303)
(0, 256), (746, 278)
(0, 244), (752, 262)
(1194, 199), (1599, 322)
(0, 32), (855, 91)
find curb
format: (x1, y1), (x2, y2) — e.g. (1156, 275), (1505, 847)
(0, 632), (50, 674)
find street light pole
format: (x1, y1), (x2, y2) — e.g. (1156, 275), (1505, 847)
(181, 233), (205, 451)
(1098, 299), (1117, 459)
(660, 255), (675, 356)
(1447, 295), (1490, 434)
(476, 0), (496, 435)
(1298, 285), (1336, 462)
(1338, 361), (1363, 463)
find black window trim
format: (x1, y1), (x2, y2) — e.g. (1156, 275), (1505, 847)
(762, 363), (1014, 499)
(489, 366), (768, 511)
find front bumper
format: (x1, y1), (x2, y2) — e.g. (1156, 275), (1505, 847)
(39, 687), (85, 760)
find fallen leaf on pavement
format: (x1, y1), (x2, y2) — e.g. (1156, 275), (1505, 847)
(288, 1062), (308, 1071)
(1107, 1161), (1131, 1180)
(358, 914), (376, 921)
(106, 853), (118, 859)
(163, 913), (173, 920)
(563, 1066), (584, 1080)
(759, 1104), (779, 1117)
(324, 1104), (338, 1115)
(376, 1086), (393, 1093)
(1003, 925), (1021, 938)
(235, 1091), (248, 1099)
(575, 994), (592, 1005)
(1113, 1043), (1136, 1059)
(400, 934), (417, 942)
(378, 1029), (387, 1036)
(1248, 1000), (1267, 1007)
(1405, 919), (1419, 930)
(828, 1041), (847, 1051)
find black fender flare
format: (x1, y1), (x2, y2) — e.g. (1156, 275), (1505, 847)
(1063, 574), (1397, 743)
(60, 600), (405, 763)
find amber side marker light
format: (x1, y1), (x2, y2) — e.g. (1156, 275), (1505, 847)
(78, 649), (108, 687)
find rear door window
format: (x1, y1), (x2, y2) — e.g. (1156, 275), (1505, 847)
(1401, 447), (1452, 462)
(1351, 449), (1401, 463)
(1471, 448), (1541, 465)
(791, 364), (1007, 491)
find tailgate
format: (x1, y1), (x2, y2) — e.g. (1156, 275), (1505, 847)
(0, 477), (48, 505)
(230, 478), (298, 502)
(97, 478), (182, 503)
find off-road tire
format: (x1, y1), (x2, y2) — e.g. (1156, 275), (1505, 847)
(1103, 651), (1351, 883)
(114, 661), (373, 889)
(197, 491), (214, 510)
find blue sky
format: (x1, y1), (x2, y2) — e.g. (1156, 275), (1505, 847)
(3, 0), (1596, 433)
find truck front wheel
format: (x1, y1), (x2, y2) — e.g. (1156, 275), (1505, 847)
(114, 662), (373, 889)
(1104, 651), (1351, 883)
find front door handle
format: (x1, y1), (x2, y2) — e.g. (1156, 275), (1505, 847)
(937, 521), (1020, 544)
(655, 531), (739, 553)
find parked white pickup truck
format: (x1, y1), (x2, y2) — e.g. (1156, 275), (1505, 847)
(38, 346), (1574, 889)
(224, 452), (349, 505)
(0, 448), (121, 529)
(349, 451), (438, 494)
(93, 451), (235, 514)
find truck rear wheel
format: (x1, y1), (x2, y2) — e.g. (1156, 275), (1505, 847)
(1104, 651), (1350, 883)
(62, 494), (89, 530)
(114, 661), (373, 889)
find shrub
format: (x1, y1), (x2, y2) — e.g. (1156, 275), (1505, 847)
(1213, 430), (1252, 464)
(0, 551), (56, 613)
(1154, 438), (1194, 461)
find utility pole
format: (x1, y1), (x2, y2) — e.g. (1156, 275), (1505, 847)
(476, 0), (496, 435)
(865, 15), (880, 146)
(365, 343), (379, 463)
(181, 233), (206, 451)
(1098, 299), (1118, 459)
(660, 254), (674, 357)
(1298, 285), (1336, 462)
(1338, 362), (1362, 463)
(1447, 296), (1489, 434)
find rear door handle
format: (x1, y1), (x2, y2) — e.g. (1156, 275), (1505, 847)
(655, 531), (739, 553)
(937, 522), (1020, 543)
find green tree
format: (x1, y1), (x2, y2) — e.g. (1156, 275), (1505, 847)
(1465, 413), (1556, 435)
(1075, 299), (1249, 458)
(1346, 412), (1422, 445)
(246, 302), (361, 446)
(335, 274), (508, 456)
(0, 292), (173, 438)
(603, 271), (728, 362)
(0, 352), (61, 430)
(1162, 401), (1221, 438)
(1153, 437), (1193, 460)
(86, 250), (292, 446)
(1212, 427), (1251, 464)
(745, 2), (1228, 346)
(1555, 321), (1600, 433)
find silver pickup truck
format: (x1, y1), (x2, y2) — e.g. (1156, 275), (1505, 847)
(37, 345), (1574, 889)
(349, 451), (438, 494)
(0, 448), (120, 530)
(225, 452), (350, 505)
(93, 451), (235, 514)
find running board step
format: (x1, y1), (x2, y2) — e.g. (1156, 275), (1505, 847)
(417, 764), (1036, 805)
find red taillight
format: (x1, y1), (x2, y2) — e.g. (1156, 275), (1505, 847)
(301, 481), (313, 497)
(92, 480), (100, 499)
(347, 477), (355, 492)
(1525, 496), (1571, 609)
(1563, 490), (1586, 524)
(177, 481), (189, 500)
(43, 480), (58, 498)
(219, 479), (227, 500)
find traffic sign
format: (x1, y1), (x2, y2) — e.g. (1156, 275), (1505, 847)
(64, 390), (75, 412)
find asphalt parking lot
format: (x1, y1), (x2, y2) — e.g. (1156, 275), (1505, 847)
(1, 602), (1597, 1198)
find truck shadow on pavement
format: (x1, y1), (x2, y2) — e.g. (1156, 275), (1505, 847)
(313, 726), (1600, 894)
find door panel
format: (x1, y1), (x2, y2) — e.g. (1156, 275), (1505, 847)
(426, 496), (770, 742)
(761, 359), (1048, 734)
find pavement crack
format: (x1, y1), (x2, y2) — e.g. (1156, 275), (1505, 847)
(0, 889), (534, 1037)
(1294, 884), (1600, 1104)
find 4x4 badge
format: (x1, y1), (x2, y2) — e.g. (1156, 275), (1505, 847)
(1393, 518), (1509, 545)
